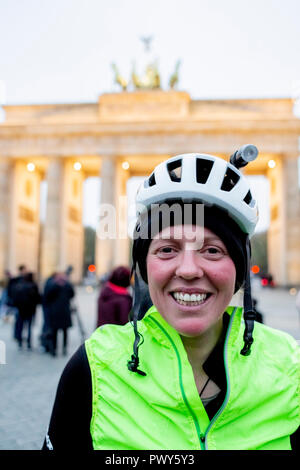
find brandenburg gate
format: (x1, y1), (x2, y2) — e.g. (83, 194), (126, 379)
(0, 90), (300, 286)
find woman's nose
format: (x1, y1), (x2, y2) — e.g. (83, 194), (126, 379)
(175, 249), (204, 279)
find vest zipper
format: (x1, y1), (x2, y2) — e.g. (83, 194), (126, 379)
(202, 307), (237, 449)
(148, 317), (206, 450)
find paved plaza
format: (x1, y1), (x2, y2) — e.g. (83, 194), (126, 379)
(0, 283), (299, 450)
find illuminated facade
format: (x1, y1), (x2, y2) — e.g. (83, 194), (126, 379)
(0, 91), (299, 285)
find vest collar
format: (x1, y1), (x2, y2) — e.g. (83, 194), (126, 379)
(142, 304), (243, 356)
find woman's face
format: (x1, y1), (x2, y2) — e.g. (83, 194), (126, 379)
(146, 225), (236, 338)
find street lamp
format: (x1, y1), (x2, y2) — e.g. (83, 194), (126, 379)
(27, 162), (35, 172)
(268, 160), (276, 169)
(73, 161), (82, 171)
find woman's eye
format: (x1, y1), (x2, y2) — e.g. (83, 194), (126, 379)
(160, 247), (173, 253)
(207, 247), (220, 254)
(157, 246), (176, 255)
(204, 246), (224, 256)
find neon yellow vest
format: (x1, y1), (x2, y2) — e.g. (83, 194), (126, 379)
(85, 306), (300, 450)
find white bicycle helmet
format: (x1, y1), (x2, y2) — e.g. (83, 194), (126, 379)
(136, 153), (258, 237)
(127, 148), (260, 376)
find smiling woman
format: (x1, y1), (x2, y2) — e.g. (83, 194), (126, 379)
(146, 225), (236, 339)
(43, 150), (299, 451)
(146, 224), (237, 400)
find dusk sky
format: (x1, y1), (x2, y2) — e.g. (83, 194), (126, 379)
(2, 0), (299, 232)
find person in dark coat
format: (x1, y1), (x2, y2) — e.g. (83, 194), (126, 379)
(6, 265), (27, 306)
(13, 272), (41, 349)
(40, 273), (56, 352)
(43, 272), (75, 356)
(6, 265), (27, 339)
(0, 270), (13, 321)
(96, 266), (132, 328)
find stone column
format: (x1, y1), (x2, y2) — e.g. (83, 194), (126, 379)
(95, 156), (116, 276)
(268, 153), (300, 286)
(40, 158), (64, 279)
(282, 153), (300, 285)
(0, 159), (12, 279)
(267, 156), (287, 285)
(114, 160), (131, 267)
(59, 160), (84, 283)
(6, 161), (41, 276)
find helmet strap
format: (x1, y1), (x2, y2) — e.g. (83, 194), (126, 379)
(240, 238), (256, 356)
(127, 266), (147, 376)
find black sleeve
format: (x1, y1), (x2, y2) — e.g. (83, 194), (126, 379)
(291, 426), (300, 452)
(42, 344), (93, 451)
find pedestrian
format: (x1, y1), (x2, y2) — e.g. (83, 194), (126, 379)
(6, 265), (28, 341)
(6, 265), (27, 310)
(13, 272), (41, 349)
(43, 150), (299, 451)
(96, 266), (132, 328)
(6, 265), (27, 302)
(43, 272), (75, 356)
(0, 270), (12, 321)
(40, 273), (56, 353)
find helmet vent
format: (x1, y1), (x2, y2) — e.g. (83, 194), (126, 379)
(243, 190), (253, 205)
(196, 159), (214, 183)
(221, 167), (240, 191)
(144, 172), (156, 188)
(167, 159), (182, 182)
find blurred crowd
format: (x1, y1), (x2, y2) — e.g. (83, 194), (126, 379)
(0, 263), (152, 356)
(0, 265), (75, 356)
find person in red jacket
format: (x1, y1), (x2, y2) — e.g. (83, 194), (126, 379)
(96, 266), (132, 328)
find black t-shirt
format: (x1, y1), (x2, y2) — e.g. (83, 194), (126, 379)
(42, 343), (93, 451)
(42, 316), (299, 451)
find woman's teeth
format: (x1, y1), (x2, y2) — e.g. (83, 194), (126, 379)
(172, 292), (208, 306)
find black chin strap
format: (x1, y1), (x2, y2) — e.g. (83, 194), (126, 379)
(240, 238), (256, 356)
(127, 267), (147, 376)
